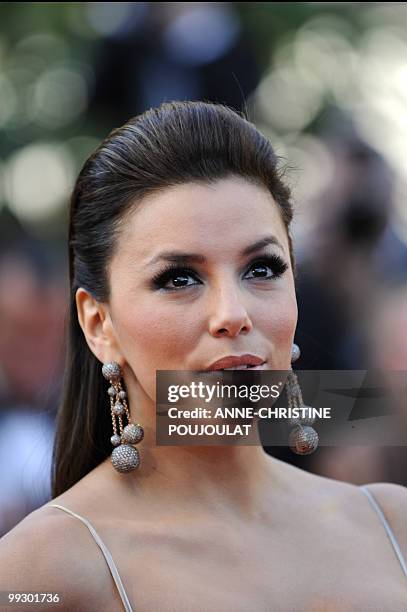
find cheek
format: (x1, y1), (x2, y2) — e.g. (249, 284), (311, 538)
(116, 301), (200, 390)
(257, 291), (298, 363)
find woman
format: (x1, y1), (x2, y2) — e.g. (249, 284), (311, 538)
(0, 101), (406, 611)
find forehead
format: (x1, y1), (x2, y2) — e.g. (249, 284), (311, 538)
(115, 176), (289, 264)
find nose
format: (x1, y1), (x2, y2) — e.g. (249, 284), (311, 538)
(207, 280), (253, 338)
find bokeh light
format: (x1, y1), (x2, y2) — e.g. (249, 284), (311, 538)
(31, 65), (89, 128)
(4, 143), (75, 224)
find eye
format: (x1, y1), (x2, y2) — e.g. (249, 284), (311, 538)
(245, 255), (288, 280)
(151, 266), (200, 291)
(151, 254), (288, 292)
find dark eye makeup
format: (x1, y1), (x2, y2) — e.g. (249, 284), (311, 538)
(150, 254), (289, 292)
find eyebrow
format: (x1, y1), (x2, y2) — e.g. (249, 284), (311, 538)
(147, 235), (285, 266)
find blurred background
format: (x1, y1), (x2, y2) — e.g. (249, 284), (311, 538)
(1, 2), (407, 536)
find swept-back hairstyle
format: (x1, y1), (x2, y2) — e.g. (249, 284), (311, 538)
(51, 100), (296, 497)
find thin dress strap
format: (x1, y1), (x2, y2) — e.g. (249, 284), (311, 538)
(47, 503), (134, 612)
(359, 485), (407, 578)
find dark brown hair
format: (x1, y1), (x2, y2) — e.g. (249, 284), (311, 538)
(51, 100), (296, 497)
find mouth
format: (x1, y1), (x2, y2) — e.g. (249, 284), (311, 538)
(202, 353), (267, 371)
(220, 361), (267, 371)
(201, 361), (268, 373)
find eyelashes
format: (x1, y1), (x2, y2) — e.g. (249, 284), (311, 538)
(151, 254), (289, 292)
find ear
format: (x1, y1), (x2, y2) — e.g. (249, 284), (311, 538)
(75, 287), (124, 367)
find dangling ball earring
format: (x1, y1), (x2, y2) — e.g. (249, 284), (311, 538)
(102, 361), (144, 473)
(286, 343), (319, 455)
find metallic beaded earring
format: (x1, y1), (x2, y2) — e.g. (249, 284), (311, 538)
(102, 362), (144, 473)
(286, 343), (319, 455)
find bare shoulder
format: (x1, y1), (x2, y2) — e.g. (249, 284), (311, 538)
(0, 502), (112, 611)
(274, 456), (406, 535)
(360, 481), (407, 547)
(301, 467), (407, 566)
(362, 480), (407, 510)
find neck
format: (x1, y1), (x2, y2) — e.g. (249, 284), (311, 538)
(100, 375), (289, 523)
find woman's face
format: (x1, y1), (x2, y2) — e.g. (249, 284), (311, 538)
(105, 175), (298, 402)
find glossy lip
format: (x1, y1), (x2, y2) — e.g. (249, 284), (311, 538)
(203, 354), (266, 371)
(195, 362), (269, 375)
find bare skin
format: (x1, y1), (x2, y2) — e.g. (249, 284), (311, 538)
(1, 455), (406, 611)
(0, 176), (406, 611)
